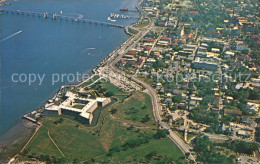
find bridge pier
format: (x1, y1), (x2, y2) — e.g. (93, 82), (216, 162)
(0, 9), (125, 29)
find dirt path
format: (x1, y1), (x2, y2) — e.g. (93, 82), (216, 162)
(44, 125), (65, 157)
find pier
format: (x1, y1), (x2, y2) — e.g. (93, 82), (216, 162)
(0, 9), (126, 28)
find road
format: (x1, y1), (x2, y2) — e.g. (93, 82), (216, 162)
(94, 2), (197, 162)
(97, 30), (197, 163)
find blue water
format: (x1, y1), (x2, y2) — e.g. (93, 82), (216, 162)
(0, 0), (139, 134)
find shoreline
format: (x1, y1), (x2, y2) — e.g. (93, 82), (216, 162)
(0, 0), (144, 156)
(0, 119), (37, 162)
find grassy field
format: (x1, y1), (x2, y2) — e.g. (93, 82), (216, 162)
(23, 125), (64, 159)
(20, 82), (185, 163)
(98, 138), (185, 163)
(99, 81), (130, 102)
(79, 75), (100, 87)
(72, 104), (85, 109)
(113, 92), (155, 125)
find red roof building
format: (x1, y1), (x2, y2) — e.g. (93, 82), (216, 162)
(160, 37), (172, 43)
(189, 11), (199, 15)
(127, 50), (137, 55)
(142, 38), (155, 43)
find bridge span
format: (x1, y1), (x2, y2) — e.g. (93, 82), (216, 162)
(0, 9), (126, 28)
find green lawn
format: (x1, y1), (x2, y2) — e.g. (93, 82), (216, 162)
(113, 92), (155, 125)
(97, 138), (185, 163)
(99, 82), (130, 102)
(72, 104), (85, 109)
(20, 82), (185, 163)
(22, 117), (106, 162)
(24, 126), (64, 159)
(79, 75), (100, 87)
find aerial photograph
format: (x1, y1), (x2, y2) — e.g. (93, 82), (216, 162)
(0, 0), (259, 163)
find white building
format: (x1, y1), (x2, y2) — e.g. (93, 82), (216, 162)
(45, 92), (111, 124)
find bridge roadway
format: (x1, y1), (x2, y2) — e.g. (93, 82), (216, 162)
(0, 9), (125, 28)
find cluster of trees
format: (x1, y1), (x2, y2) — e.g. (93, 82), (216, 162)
(122, 137), (150, 150)
(188, 106), (219, 125)
(104, 91), (114, 97)
(145, 151), (182, 163)
(21, 150), (67, 164)
(153, 129), (169, 139)
(193, 135), (236, 163)
(107, 146), (121, 156)
(110, 108), (118, 115)
(225, 87), (259, 115)
(215, 140), (258, 155)
(110, 129), (169, 153)
(93, 83), (115, 97)
(172, 94), (183, 104)
(248, 88), (260, 100)
(141, 114), (151, 123)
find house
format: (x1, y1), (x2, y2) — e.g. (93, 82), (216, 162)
(237, 130), (251, 137)
(236, 41), (248, 51)
(241, 116), (254, 125)
(224, 109), (242, 116)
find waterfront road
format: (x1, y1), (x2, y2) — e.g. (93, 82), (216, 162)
(99, 30), (197, 162)
(95, 5), (197, 162)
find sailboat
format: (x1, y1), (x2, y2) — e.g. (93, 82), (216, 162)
(60, 10), (63, 14)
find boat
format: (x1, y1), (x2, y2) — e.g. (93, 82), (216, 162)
(60, 10), (63, 14)
(107, 17), (111, 21)
(110, 13), (115, 17)
(120, 8), (128, 11)
(111, 19), (116, 22)
(88, 48), (96, 50)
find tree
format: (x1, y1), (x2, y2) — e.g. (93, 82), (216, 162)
(153, 129), (169, 139)
(172, 94), (182, 103)
(105, 91), (114, 97)
(110, 108), (118, 115)
(249, 88), (260, 100)
(193, 135), (236, 163)
(141, 114), (151, 123)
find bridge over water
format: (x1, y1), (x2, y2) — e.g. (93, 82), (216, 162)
(0, 9), (126, 28)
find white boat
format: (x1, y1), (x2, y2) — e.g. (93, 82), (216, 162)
(88, 48), (96, 50)
(60, 10), (63, 14)
(107, 17), (111, 21)
(111, 19), (116, 22)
